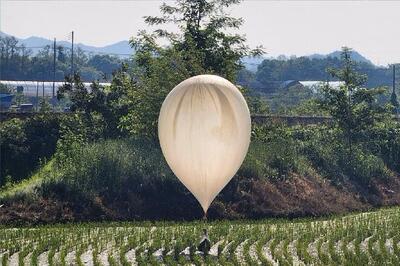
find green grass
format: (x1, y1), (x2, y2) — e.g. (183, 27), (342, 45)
(0, 138), (173, 205)
(0, 207), (399, 265)
(0, 159), (55, 202)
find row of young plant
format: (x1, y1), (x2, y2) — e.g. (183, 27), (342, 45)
(1, 207), (399, 265)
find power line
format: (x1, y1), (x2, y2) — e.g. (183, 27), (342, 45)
(53, 38), (56, 99)
(71, 31), (74, 76)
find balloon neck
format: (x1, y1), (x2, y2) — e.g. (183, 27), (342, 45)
(202, 212), (207, 221)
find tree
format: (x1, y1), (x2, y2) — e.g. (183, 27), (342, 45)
(391, 64), (399, 114)
(0, 115), (61, 185)
(253, 55), (393, 92)
(391, 90), (399, 114)
(139, 0), (263, 80)
(0, 35), (127, 82)
(57, 46), (66, 63)
(121, 0), (263, 138)
(320, 47), (390, 158)
(0, 83), (13, 94)
(87, 54), (122, 80)
(57, 72), (130, 138)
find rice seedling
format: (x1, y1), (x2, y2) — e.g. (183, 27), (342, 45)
(1, 207), (399, 265)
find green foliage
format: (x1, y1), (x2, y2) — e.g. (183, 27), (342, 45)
(246, 94), (270, 115)
(265, 84), (321, 114)
(0, 83), (13, 94)
(366, 119), (400, 173)
(241, 123), (310, 180)
(38, 98), (52, 112)
(298, 125), (391, 183)
(0, 115), (60, 186)
(51, 138), (172, 196)
(0, 35), (125, 82)
(391, 88), (399, 114)
(55, 114), (92, 163)
(119, 49), (190, 138)
(1, 122), (399, 220)
(120, 0), (263, 139)
(288, 98), (327, 116)
(12, 90), (28, 106)
(244, 115), (398, 184)
(249, 53), (393, 93)
(139, 0), (263, 80)
(2, 207), (400, 265)
(3, 137), (205, 220)
(57, 73), (130, 138)
(88, 54), (123, 80)
(320, 47), (391, 161)
(1, 2), (399, 226)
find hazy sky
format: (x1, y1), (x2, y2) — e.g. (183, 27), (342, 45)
(1, 0), (400, 66)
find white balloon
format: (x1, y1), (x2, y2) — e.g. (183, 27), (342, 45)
(158, 74), (251, 213)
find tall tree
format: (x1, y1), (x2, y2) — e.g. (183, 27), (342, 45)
(320, 47), (389, 157)
(135, 0), (263, 80)
(391, 64), (399, 114)
(391, 90), (399, 114)
(121, 0), (263, 138)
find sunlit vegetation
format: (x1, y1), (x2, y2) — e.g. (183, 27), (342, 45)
(0, 35), (125, 82)
(1, 0), (399, 224)
(0, 207), (399, 265)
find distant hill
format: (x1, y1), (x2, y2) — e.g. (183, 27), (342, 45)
(241, 56), (266, 72)
(0, 31), (133, 57)
(0, 31), (10, 38)
(238, 52), (391, 92)
(308, 50), (373, 65)
(2, 31), (376, 68)
(242, 51), (374, 73)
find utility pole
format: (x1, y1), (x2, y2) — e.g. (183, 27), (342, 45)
(53, 38), (56, 101)
(392, 64), (399, 115)
(36, 81), (39, 112)
(71, 31), (74, 76)
(393, 64), (396, 95)
(21, 46), (26, 72)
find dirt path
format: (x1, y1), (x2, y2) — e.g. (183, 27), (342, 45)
(234, 239), (249, 264)
(80, 247), (93, 266)
(65, 250), (76, 266)
(124, 248), (136, 266)
(37, 251), (49, 266)
(262, 239), (278, 266)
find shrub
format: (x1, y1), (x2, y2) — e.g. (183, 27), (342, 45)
(299, 125), (391, 183)
(241, 123), (311, 180)
(51, 138), (173, 196)
(0, 115), (60, 186)
(350, 149), (389, 183)
(31, 138), (203, 220)
(366, 120), (400, 173)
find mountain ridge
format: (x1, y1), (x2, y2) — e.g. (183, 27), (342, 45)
(0, 31), (133, 57)
(1, 31), (375, 66)
(308, 50), (373, 65)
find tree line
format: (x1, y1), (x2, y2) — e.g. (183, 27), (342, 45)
(0, 36), (126, 82)
(238, 55), (395, 92)
(0, 0), (399, 222)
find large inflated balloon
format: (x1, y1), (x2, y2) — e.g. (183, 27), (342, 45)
(158, 75), (251, 213)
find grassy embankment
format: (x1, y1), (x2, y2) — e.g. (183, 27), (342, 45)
(1, 129), (400, 223)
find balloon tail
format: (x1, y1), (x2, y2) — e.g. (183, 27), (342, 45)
(202, 211), (207, 221)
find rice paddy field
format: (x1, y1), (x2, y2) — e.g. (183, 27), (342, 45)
(1, 207), (399, 266)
